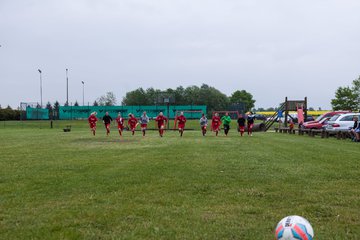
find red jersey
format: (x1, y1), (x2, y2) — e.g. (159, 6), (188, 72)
(88, 115), (98, 128)
(155, 115), (168, 127)
(116, 116), (124, 126)
(212, 116), (221, 129)
(128, 116), (138, 127)
(177, 115), (186, 128)
(88, 115), (98, 124)
(177, 115), (186, 124)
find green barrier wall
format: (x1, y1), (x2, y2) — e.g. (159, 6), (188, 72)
(26, 108), (49, 120)
(58, 105), (207, 120)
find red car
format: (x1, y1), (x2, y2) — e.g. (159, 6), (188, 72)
(302, 111), (350, 129)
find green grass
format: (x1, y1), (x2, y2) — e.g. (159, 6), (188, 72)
(0, 123), (359, 239)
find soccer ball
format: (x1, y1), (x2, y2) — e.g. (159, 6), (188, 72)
(275, 215), (314, 240)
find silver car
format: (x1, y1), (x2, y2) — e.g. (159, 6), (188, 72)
(325, 113), (360, 132)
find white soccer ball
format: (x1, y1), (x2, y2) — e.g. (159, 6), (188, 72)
(275, 215), (314, 240)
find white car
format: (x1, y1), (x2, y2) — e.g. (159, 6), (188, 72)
(325, 113), (360, 132)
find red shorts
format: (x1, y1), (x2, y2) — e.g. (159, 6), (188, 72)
(105, 123), (111, 129)
(248, 124), (254, 129)
(129, 124), (137, 131)
(201, 125), (207, 130)
(178, 123), (185, 129)
(213, 125), (220, 131)
(89, 123), (96, 129)
(239, 126), (245, 132)
(118, 125), (124, 131)
(141, 124), (147, 128)
(158, 124), (165, 129)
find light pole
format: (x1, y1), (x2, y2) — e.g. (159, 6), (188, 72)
(66, 68), (69, 106)
(81, 81), (85, 106)
(38, 69), (42, 108)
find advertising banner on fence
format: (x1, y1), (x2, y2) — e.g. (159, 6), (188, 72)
(58, 105), (207, 120)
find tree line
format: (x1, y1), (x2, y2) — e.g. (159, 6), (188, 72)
(121, 84), (255, 114)
(331, 76), (360, 111)
(0, 106), (20, 121)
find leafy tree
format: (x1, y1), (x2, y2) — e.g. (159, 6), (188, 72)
(122, 88), (148, 105)
(93, 100), (99, 106)
(53, 101), (60, 120)
(74, 101), (79, 107)
(229, 90), (255, 112)
(98, 92), (117, 106)
(46, 102), (53, 119)
(121, 84), (250, 116)
(46, 102), (53, 110)
(0, 107), (20, 120)
(331, 86), (357, 111)
(309, 107), (314, 111)
(352, 76), (360, 109)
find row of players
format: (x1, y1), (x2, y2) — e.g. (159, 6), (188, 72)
(87, 111), (256, 137)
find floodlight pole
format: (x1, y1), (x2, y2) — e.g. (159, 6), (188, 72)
(66, 68), (69, 105)
(38, 69), (43, 108)
(81, 81), (85, 106)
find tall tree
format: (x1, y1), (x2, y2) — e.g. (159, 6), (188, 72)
(46, 101), (53, 119)
(53, 101), (60, 120)
(122, 88), (148, 105)
(93, 100), (99, 106)
(98, 92), (117, 106)
(352, 76), (360, 109)
(229, 90), (256, 112)
(331, 86), (357, 111)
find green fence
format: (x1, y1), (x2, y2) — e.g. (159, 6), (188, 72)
(58, 105), (207, 120)
(26, 107), (49, 120)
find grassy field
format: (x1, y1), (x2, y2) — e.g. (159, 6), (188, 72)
(0, 122), (359, 239)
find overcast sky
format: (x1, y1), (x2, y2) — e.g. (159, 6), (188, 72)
(1, 0), (360, 109)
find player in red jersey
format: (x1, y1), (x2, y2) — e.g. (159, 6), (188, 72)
(88, 112), (98, 136)
(155, 112), (168, 137)
(175, 112), (187, 137)
(127, 113), (138, 136)
(115, 112), (125, 136)
(211, 112), (221, 136)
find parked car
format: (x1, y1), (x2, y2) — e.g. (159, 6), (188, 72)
(254, 114), (267, 121)
(305, 115), (315, 122)
(325, 113), (360, 132)
(303, 111), (350, 128)
(302, 117), (331, 129)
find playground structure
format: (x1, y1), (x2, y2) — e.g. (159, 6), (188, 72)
(264, 97), (308, 131)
